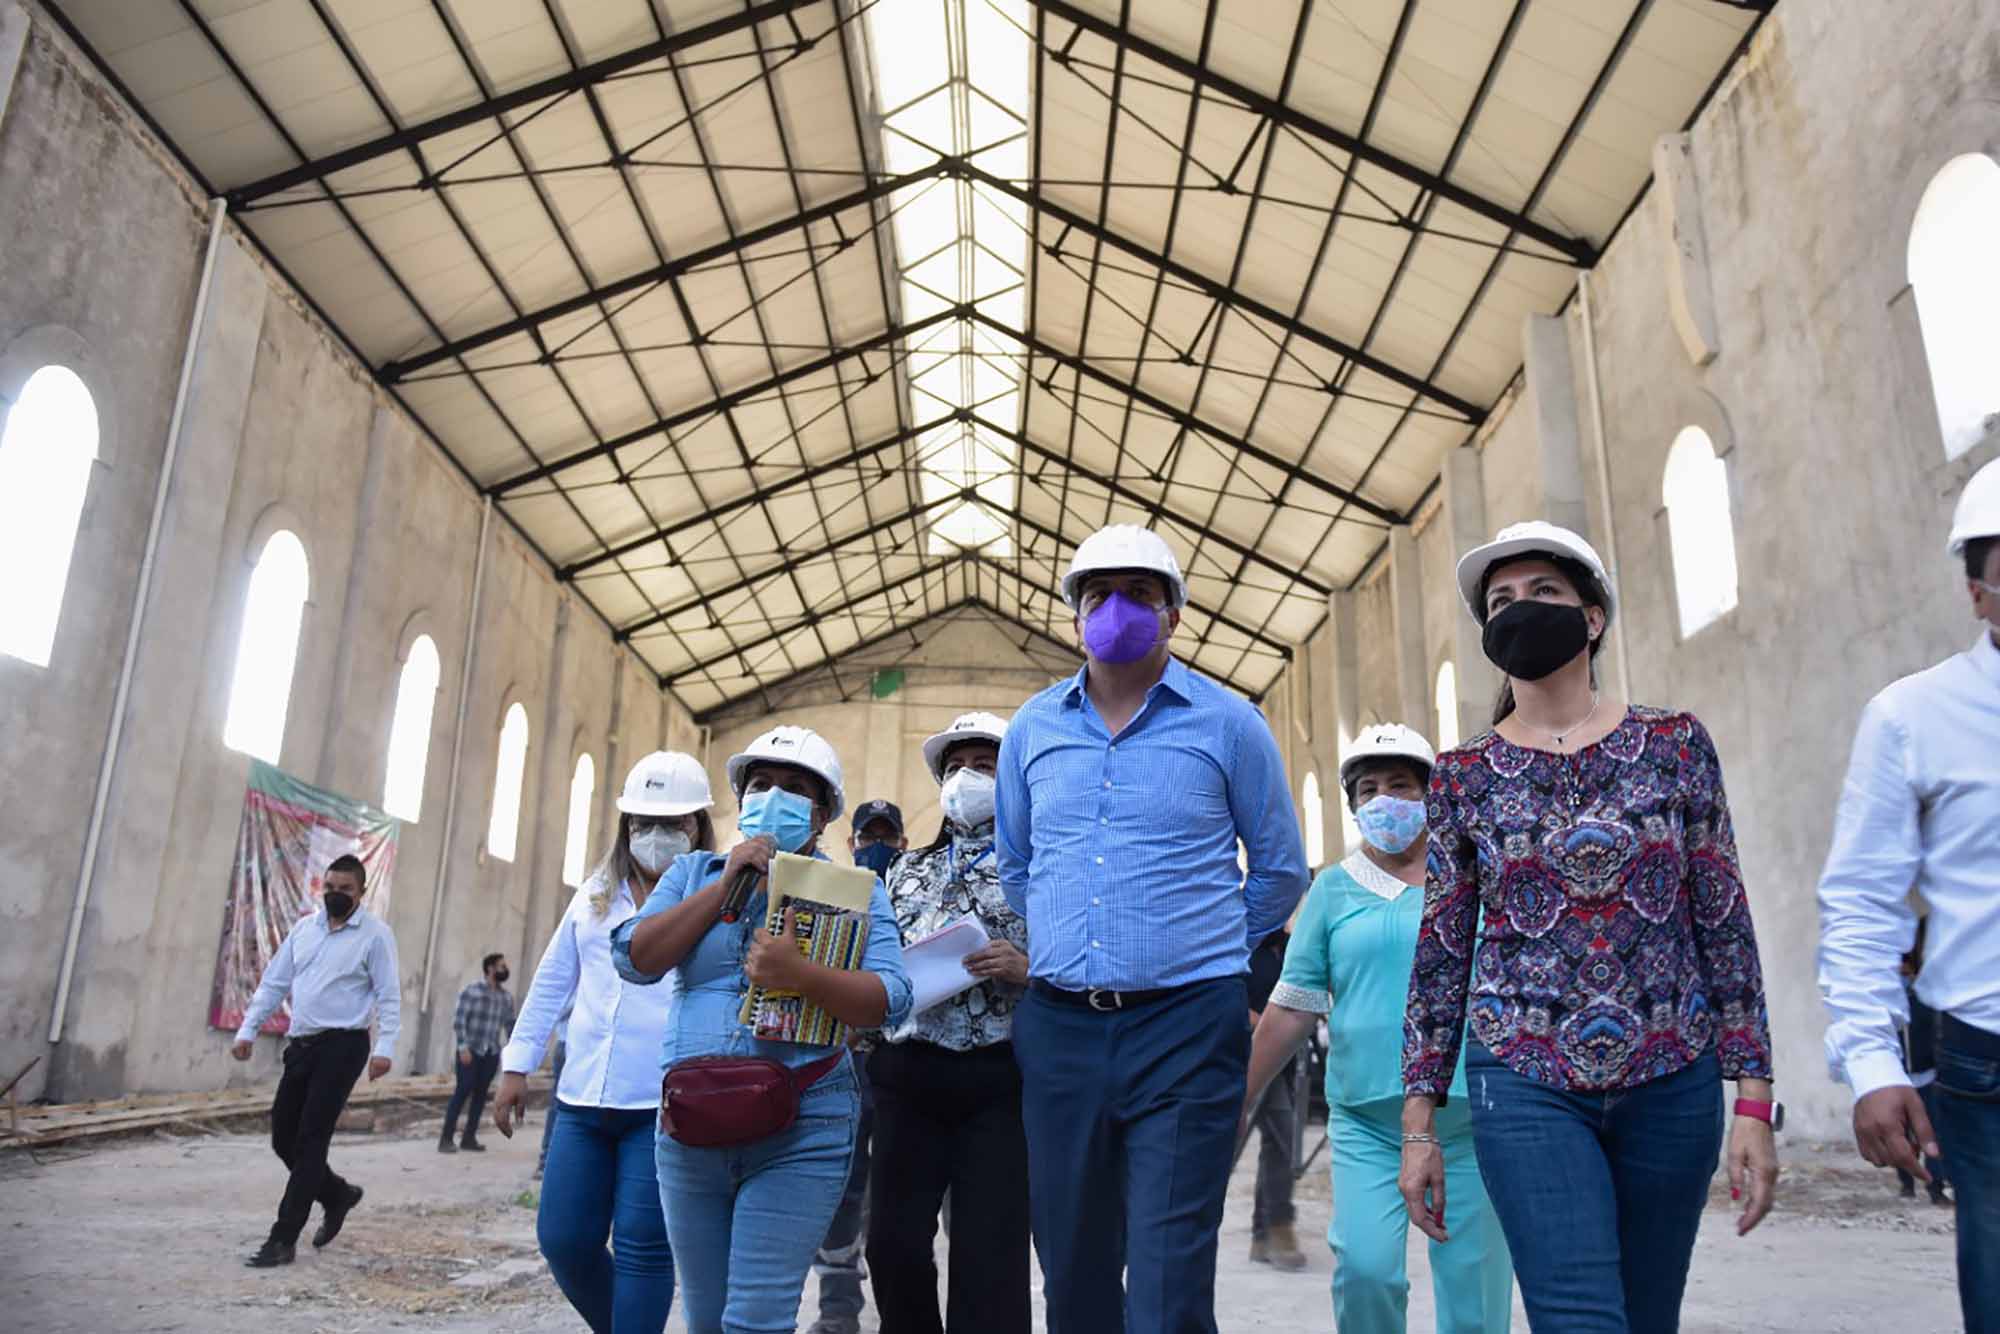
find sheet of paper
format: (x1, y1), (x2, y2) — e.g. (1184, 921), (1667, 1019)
(769, 852), (875, 912)
(902, 914), (991, 1017)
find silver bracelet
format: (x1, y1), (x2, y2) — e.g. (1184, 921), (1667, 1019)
(1401, 1132), (1440, 1145)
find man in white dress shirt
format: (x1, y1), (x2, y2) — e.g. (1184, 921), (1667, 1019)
(231, 854), (401, 1268)
(1819, 457), (2000, 1334)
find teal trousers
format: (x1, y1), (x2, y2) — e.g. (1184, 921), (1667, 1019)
(1327, 1098), (1512, 1334)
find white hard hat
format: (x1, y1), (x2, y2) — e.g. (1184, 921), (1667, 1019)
(1947, 458), (2000, 557)
(1455, 520), (1618, 626)
(1061, 525), (1189, 610)
(921, 711), (1008, 784)
(726, 725), (846, 821)
(1338, 723), (1437, 793)
(616, 750), (714, 817)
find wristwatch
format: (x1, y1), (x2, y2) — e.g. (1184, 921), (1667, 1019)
(1733, 1097), (1784, 1131)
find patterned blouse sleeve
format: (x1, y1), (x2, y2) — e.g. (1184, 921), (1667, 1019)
(1403, 758), (1481, 1103)
(1680, 715), (1775, 1081)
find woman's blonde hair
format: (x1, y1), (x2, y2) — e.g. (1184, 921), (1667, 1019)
(586, 809), (716, 917)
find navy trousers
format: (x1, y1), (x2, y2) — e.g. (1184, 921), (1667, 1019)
(1013, 976), (1248, 1334)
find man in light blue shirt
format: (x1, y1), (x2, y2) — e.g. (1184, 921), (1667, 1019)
(1819, 457), (2000, 1332)
(996, 525), (1308, 1334)
(230, 854), (400, 1268)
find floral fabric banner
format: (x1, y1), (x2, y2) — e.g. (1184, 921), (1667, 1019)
(208, 760), (399, 1033)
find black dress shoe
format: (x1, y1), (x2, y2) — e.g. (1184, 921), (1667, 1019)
(459, 1138), (486, 1152)
(246, 1238), (295, 1268)
(313, 1184), (363, 1248)
(438, 1137), (458, 1154)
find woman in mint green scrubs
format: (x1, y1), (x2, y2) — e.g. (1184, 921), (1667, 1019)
(1243, 723), (1511, 1333)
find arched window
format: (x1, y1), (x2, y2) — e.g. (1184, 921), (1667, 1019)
(222, 530), (309, 763)
(0, 366), (99, 667)
(562, 752), (596, 887)
(488, 702), (530, 862)
(1301, 771), (1325, 869)
(1907, 153), (2000, 460)
(382, 634), (440, 821)
(1434, 661), (1461, 752)
(1662, 426), (1740, 637)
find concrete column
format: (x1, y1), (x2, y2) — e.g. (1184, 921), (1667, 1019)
(520, 598), (572, 967)
(1387, 525), (1428, 732)
(313, 405), (391, 791)
(1327, 590), (1362, 857)
(1440, 445), (1498, 741)
(47, 233), (270, 1099)
(1524, 313), (1590, 537)
(1653, 133), (1720, 367)
(597, 653), (626, 869)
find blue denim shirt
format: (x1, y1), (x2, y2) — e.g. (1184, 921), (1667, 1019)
(995, 656), (1309, 991)
(609, 848), (914, 1081)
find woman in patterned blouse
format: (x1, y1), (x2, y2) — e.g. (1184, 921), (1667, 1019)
(865, 711), (1033, 1334)
(1399, 521), (1780, 1334)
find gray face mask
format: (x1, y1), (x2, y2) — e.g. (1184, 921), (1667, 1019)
(630, 826), (692, 874)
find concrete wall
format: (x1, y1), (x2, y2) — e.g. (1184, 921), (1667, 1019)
(0, 14), (692, 1101)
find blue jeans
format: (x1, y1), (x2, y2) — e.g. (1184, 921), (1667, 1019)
(1464, 1041), (1722, 1334)
(538, 1102), (675, 1334)
(656, 1070), (861, 1333)
(1014, 976), (1248, 1334)
(1935, 1014), (2000, 1334)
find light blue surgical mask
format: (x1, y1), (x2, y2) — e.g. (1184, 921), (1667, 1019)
(738, 786), (817, 853)
(1355, 794), (1427, 855)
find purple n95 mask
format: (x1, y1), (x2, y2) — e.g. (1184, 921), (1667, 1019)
(1083, 591), (1164, 664)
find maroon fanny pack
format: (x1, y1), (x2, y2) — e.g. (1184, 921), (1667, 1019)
(659, 1051), (845, 1148)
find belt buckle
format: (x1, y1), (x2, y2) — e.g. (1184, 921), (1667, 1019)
(1086, 989), (1122, 1012)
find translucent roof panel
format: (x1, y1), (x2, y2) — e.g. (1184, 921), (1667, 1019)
(864, 0), (1028, 556)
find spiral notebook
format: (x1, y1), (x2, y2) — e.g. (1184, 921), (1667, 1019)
(737, 853), (873, 1047)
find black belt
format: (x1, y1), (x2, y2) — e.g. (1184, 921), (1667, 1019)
(1941, 1012), (2000, 1060)
(1031, 979), (1179, 1013)
(288, 1027), (368, 1046)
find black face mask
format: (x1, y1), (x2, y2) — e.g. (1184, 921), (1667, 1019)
(323, 890), (356, 921)
(494, 969), (510, 985)
(1482, 601), (1592, 681)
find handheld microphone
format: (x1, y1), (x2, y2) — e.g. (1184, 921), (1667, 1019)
(719, 864), (763, 924)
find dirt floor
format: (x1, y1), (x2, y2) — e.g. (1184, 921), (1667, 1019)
(0, 1105), (1965, 1333)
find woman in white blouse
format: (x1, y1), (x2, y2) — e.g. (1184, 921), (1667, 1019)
(866, 711), (1033, 1334)
(493, 751), (715, 1334)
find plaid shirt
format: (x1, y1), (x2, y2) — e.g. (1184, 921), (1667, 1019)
(453, 979), (515, 1055)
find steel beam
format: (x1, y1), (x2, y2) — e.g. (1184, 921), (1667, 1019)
(1022, 0), (1597, 267)
(490, 305), (965, 495)
(967, 309), (1406, 524)
(959, 161), (1485, 422)
(619, 487), (974, 639)
(967, 412), (1332, 596)
(381, 159), (953, 383)
(562, 412), (959, 576)
(226, 0), (825, 206)
(666, 553), (959, 681)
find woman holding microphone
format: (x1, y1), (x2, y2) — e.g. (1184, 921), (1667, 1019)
(612, 725), (913, 1334)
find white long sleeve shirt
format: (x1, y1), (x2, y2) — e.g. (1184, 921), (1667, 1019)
(1817, 630), (2000, 1099)
(501, 876), (675, 1110)
(235, 906), (402, 1061)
